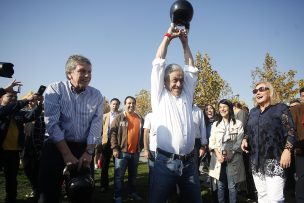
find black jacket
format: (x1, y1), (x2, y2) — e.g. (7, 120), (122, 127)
(0, 100), (42, 151)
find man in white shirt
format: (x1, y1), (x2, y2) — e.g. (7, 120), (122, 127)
(192, 104), (207, 172)
(150, 23), (202, 203)
(143, 112), (157, 186)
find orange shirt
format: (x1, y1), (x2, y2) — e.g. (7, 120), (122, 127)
(126, 113), (140, 153)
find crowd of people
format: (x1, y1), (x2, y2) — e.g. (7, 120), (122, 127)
(0, 22), (303, 203)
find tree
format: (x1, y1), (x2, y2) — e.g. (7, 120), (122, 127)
(251, 53), (304, 104)
(103, 96), (110, 114)
(194, 52), (233, 108)
(135, 89), (151, 117)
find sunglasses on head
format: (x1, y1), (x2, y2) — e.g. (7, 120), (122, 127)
(252, 87), (269, 94)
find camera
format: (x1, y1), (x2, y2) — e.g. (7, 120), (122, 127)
(0, 62), (14, 78)
(13, 85), (21, 93)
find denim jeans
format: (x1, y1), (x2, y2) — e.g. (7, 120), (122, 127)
(148, 151), (156, 181)
(147, 151), (156, 200)
(149, 152), (202, 203)
(114, 152), (140, 198)
(217, 162), (237, 203)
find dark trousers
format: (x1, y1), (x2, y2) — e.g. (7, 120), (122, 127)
(38, 139), (87, 203)
(23, 156), (40, 200)
(295, 154), (304, 202)
(100, 142), (113, 188)
(243, 152), (256, 199)
(22, 142), (41, 200)
(194, 138), (201, 172)
(0, 150), (20, 203)
(285, 153), (295, 194)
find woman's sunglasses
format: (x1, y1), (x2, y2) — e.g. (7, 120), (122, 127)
(252, 87), (269, 94)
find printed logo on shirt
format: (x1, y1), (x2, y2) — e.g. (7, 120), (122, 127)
(120, 121), (127, 127)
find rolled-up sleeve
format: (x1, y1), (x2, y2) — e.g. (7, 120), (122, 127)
(151, 58), (166, 112)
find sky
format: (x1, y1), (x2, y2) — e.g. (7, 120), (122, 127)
(1, 0), (303, 108)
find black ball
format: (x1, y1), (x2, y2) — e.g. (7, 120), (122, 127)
(170, 0), (194, 29)
(64, 167), (94, 202)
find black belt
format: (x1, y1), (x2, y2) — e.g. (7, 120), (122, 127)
(157, 148), (194, 162)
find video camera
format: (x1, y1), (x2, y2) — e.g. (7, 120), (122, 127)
(0, 62), (14, 78)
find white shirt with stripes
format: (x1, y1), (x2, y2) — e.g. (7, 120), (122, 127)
(44, 81), (103, 145)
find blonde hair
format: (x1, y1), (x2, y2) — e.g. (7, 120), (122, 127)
(254, 81), (280, 106)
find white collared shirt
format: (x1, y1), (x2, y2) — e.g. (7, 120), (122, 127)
(143, 112), (157, 151)
(192, 104), (208, 145)
(151, 58), (198, 155)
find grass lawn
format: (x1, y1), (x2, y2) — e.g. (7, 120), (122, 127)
(0, 160), (295, 202)
(0, 161), (212, 203)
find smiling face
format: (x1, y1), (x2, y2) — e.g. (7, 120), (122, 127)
(254, 83), (271, 106)
(68, 63), (92, 91)
(124, 97), (136, 114)
(165, 69), (184, 97)
(219, 103), (230, 119)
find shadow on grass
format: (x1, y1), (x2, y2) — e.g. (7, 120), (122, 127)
(0, 161), (295, 203)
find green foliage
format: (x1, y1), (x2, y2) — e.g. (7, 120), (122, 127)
(194, 52), (233, 107)
(251, 53), (303, 104)
(135, 89), (151, 117)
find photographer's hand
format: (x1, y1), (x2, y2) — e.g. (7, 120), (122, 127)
(4, 79), (22, 93)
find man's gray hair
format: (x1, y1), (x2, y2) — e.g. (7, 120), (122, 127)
(164, 63), (183, 82)
(65, 55), (91, 80)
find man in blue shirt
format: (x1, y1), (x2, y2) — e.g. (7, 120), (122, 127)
(38, 55), (103, 203)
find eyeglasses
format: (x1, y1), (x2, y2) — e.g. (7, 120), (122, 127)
(252, 87), (269, 94)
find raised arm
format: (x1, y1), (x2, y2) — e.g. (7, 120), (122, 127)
(179, 29), (194, 67)
(155, 23), (181, 59)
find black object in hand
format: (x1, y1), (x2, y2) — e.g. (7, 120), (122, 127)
(36, 85), (46, 96)
(0, 62), (14, 78)
(170, 0), (194, 29)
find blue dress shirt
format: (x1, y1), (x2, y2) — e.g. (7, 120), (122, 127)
(44, 81), (103, 145)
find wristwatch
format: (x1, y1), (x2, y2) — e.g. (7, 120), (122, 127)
(86, 148), (94, 156)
